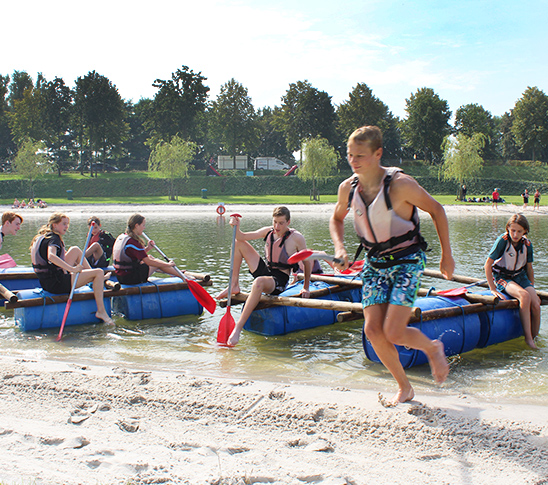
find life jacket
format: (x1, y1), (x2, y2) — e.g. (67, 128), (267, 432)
(492, 234), (529, 278)
(112, 234), (142, 272)
(98, 231), (116, 261)
(264, 229), (299, 272)
(347, 167), (427, 267)
(31, 232), (65, 275)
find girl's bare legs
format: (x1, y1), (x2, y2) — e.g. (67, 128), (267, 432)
(65, 247), (114, 325)
(504, 282), (538, 349)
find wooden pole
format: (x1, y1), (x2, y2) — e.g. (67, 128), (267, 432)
(185, 272), (210, 282)
(337, 298), (520, 323)
(219, 291), (422, 319)
(423, 269), (548, 301)
(5, 279), (212, 310)
(0, 283), (18, 303)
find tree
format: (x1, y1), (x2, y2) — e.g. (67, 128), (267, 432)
(337, 83), (401, 161)
(7, 71), (33, 110)
(148, 66), (209, 143)
(496, 112), (519, 161)
(402, 87), (452, 163)
(73, 71), (128, 176)
(12, 138), (50, 198)
(209, 78), (259, 161)
(41, 77), (73, 174)
(148, 136), (197, 200)
(440, 133), (485, 187)
(454, 103), (496, 159)
(511, 86), (548, 162)
(8, 76), (46, 146)
(298, 137), (338, 201)
(275, 80), (337, 156)
(252, 107), (294, 163)
(0, 74), (16, 163)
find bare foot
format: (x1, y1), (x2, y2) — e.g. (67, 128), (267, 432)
(428, 339), (449, 384)
(379, 387), (415, 407)
(226, 328), (241, 347)
(525, 338), (539, 350)
(96, 311), (115, 325)
(215, 285), (241, 301)
(103, 272), (112, 282)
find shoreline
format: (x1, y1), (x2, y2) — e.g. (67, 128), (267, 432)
(1, 355), (547, 484)
(4, 201), (548, 218)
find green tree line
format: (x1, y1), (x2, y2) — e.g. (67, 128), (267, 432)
(1, 65), (548, 178)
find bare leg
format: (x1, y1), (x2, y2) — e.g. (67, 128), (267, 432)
(384, 304), (449, 385)
(73, 268), (114, 325)
(85, 242), (104, 264)
(504, 282), (538, 349)
(227, 276), (276, 346)
(216, 240), (261, 300)
(363, 304), (415, 405)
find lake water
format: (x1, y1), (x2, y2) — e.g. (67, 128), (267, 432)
(1, 207), (547, 404)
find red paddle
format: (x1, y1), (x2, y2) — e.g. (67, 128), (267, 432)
(287, 249), (344, 265)
(436, 279), (488, 296)
(0, 254), (17, 268)
(217, 213), (242, 345)
(143, 233), (216, 314)
(57, 222), (95, 341)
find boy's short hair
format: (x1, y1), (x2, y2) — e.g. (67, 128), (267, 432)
(272, 206), (290, 221)
(2, 212), (22, 225)
(348, 125), (383, 152)
(88, 216), (101, 226)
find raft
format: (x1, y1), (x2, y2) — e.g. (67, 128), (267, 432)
(0, 267), (40, 296)
(362, 292), (523, 368)
(243, 278), (361, 335)
(14, 286), (112, 332)
(112, 276), (203, 320)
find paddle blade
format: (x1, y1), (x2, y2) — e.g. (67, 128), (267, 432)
(56, 298), (73, 341)
(287, 249), (314, 265)
(340, 260), (364, 274)
(187, 279), (217, 314)
(436, 287), (468, 296)
(0, 254), (16, 268)
(217, 308), (235, 345)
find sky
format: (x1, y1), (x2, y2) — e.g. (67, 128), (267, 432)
(3, 0), (548, 119)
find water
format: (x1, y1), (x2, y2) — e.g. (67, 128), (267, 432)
(1, 207), (547, 404)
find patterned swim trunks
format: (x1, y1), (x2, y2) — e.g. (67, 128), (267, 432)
(494, 271), (532, 293)
(361, 251), (427, 308)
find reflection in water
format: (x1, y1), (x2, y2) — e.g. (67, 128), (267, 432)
(1, 209), (547, 404)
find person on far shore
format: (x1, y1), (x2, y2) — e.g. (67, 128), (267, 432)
(0, 212), (23, 252)
(112, 213), (182, 285)
(533, 189), (541, 211)
(215, 206), (312, 347)
(521, 189), (529, 210)
(85, 217), (115, 268)
(485, 214), (540, 349)
(492, 188), (500, 210)
(330, 125), (454, 406)
(29, 213), (114, 325)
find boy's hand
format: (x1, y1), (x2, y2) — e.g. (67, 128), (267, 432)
(439, 255), (455, 280)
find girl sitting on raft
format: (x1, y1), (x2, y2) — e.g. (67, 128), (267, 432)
(485, 214), (540, 349)
(113, 213), (182, 285)
(30, 213), (114, 325)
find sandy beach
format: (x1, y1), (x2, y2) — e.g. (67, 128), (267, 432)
(1, 202), (548, 484)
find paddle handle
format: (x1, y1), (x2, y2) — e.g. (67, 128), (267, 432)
(57, 222), (95, 341)
(142, 233), (187, 282)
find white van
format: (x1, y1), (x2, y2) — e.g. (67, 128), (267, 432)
(254, 157), (291, 171)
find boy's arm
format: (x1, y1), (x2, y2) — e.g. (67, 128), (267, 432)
(291, 232), (311, 297)
(329, 179), (351, 271)
(230, 216), (271, 242)
(393, 175), (454, 280)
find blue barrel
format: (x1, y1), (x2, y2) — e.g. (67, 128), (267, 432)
(112, 277), (203, 320)
(244, 279), (362, 336)
(363, 295), (482, 368)
(476, 291), (523, 347)
(0, 267), (40, 299)
(15, 286), (112, 332)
